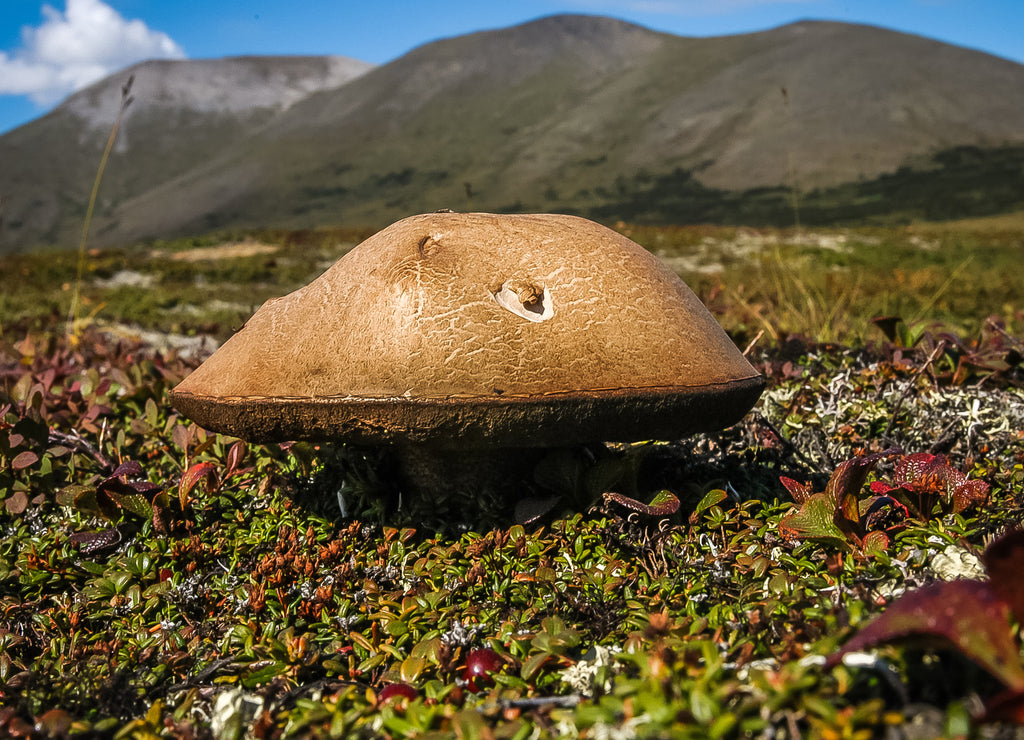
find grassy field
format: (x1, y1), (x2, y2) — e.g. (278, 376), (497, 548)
(1, 217), (1023, 737)
(3, 216), (1022, 346)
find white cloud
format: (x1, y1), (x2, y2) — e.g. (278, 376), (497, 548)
(0, 0), (185, 105)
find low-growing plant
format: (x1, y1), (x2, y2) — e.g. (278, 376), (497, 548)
(871, 314), (1023, 386)
(830, 529), (1024, 723)
(778, 449), (990, 553)
(868, 451), (991, 520)
(1, 293), (1022, 736)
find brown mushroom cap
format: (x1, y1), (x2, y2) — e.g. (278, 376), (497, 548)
(169, 213), (764, 448)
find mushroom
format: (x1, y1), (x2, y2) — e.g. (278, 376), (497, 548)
(169, 212), (764, 507)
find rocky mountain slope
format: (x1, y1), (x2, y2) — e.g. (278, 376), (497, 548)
(1, 15), (1022, 252)
(0, 55), (372, 252)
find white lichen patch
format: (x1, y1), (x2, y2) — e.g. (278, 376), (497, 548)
(559, 644), (622, 695)
(92, 270), (154, 288)
(930, 544), (986, 582)
(161, 240), (279, 262)
(655, 229), (878, 276)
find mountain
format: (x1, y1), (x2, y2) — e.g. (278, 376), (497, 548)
(1, 15), (1023, 253)
(0, 55), (373, 251)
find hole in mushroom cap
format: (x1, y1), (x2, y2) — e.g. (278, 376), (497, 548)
(418, 234), (443, 257)
(494, 280), (553, 323)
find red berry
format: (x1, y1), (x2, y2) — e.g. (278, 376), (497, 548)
(379, 683), (418, 703)
(461, 648), (504, 691)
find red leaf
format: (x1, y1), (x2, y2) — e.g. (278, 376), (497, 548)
(602, 489), (680, 516)
(897, 454), (969, 499)
(861, 530), (891, 556)
(981, 687), (1024, 723)
(108, 459), (143, 479)
(5, 490), (29, 515)
(225, 440), (247, 478)
(38, 367), (56, 392)
(98, 459), (160, 498)
(779, 476), (812, 503)
(981, 529), (1024, 627)
(171, 424), (190, 452)
(894, 453), (940, 485)
(890, 453), (989, 515)
(179, 461), (218, 509)
(828, 579), (1024, 690)
(952, 479), (991, 513)
(824, 449), (898, 510)
(69, 527), (125, 554)
(11, 450), (38, 471)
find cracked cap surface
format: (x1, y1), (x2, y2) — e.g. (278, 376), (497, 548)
(169, 212), (764, 447)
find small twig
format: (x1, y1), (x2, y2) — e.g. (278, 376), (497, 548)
(185, 656), (238, 684)
(753, 413), (819, 471)
(150, 656), (237, 698)
(271, 679), (328, 710)
(809, 431), (835, 472)
(742, 329), (765, 358)
(882, 340), (947, 441)
(927, 419), (961, 455)
(48, 428), (112, 470)
(491, 695), (583, 710)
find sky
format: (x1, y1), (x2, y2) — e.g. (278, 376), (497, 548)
(0, 0), (1022, 135)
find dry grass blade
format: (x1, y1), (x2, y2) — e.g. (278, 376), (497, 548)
(66, 75), (134, 343)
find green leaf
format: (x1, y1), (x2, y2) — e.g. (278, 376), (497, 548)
(242, 661), (289, 687)
(777, 493), (849, 547)
(107, 491), (153, 519)
(693, 488), (729, 518)
(400, 656), (426, 683)
(410, 637), (443, 663)
(520, 652), (550, 681)
(824, 449), (896, 512)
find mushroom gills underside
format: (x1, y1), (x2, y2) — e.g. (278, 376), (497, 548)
(167, 374), (765, 448)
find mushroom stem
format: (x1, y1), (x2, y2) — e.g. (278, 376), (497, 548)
(392, 445), (549, 501)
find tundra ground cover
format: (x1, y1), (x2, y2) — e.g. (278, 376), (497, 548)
(2, 219), (1023, 346)
(1, 222), (1023, 737)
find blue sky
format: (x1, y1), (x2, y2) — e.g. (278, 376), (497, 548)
(1, 0), (1021, 135)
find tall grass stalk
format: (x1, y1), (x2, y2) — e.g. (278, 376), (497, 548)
(910, 256), (973, 325)
(780, 87), (801, 231)
(66, 75), (134, 343)
(728, 246), (862, 343)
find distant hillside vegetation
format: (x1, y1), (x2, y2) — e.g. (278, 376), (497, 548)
(1, 15), (1023, 253)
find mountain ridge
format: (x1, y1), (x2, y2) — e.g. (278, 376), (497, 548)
(59, 54), (374, 131)
(1, 14), (1022, 253)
